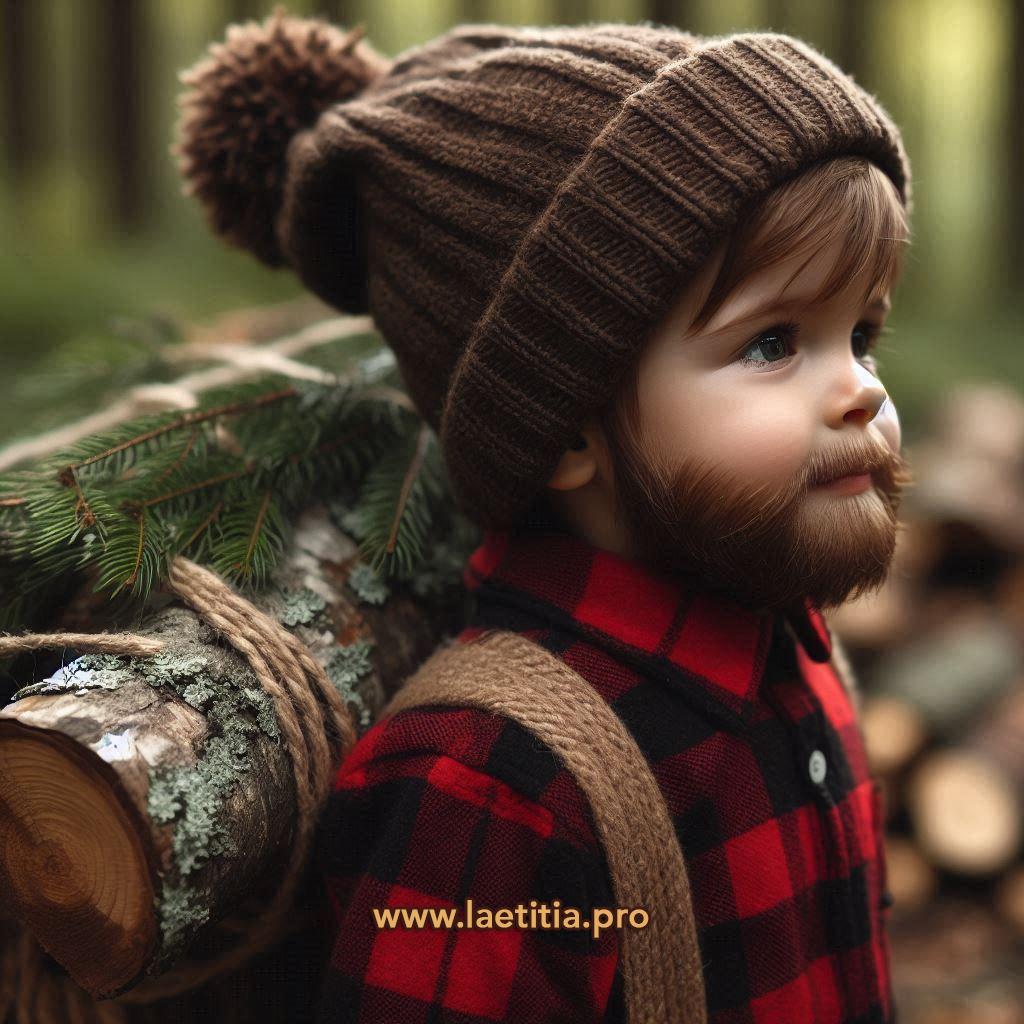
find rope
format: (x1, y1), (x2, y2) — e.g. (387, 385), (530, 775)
(0, 634), (165, 659)
(0, 554), (359, 1020)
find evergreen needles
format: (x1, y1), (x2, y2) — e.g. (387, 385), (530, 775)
(0, 353), (479, 631)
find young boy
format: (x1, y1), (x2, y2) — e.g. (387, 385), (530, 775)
(178, 13), (912, 1022)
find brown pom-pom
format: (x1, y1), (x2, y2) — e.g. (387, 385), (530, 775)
(174, 6), (390, 267)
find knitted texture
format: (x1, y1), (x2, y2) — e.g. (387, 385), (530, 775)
(384, 628), (707, 1023)
(179, 14), (912, 529)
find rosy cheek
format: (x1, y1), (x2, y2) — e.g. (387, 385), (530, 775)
(736, 436), (808, 486)
(699, 402), (809, 488)
(640, 367), (808, 488)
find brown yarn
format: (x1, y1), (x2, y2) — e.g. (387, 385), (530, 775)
(0, 554), (358, 1018)
(175, 8), (391, 268)
(384, 629), (708, 1023)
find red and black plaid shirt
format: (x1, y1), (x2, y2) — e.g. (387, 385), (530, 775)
(316, 527), (895, 1023)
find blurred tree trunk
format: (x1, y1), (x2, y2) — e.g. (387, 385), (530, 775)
(96, 0), (146, 233)
(1009, 0), (1024, 295)
(228, 0), (265, 21)
(1, 0), (42, 185)
(834, 0), (871, 88)
(554, 0), (589, 24)
(646, 0), (698, 30)
(762, 0), (788, 32)
(461, 0), (491, 21)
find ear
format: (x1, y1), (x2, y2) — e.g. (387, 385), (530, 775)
(547, 420), (606, 491)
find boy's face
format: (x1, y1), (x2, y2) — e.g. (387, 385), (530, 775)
(550, 234), (911, 614)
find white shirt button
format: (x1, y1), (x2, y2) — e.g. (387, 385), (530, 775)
(809, 749), (828, 784)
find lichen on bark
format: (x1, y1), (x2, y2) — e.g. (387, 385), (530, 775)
(119, 627), (282, 955)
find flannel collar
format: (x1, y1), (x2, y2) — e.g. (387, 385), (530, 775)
(463, 528), (833, 727)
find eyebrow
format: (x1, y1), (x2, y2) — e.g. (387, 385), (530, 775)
(700, 294), (892, 338)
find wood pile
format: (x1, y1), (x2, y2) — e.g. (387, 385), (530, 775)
(829, 383), (1024, 1020)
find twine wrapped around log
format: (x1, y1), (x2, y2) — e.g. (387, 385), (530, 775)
(0, 554), (359, 1022)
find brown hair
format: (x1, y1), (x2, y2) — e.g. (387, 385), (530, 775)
(609, 155), (912, 451)
(524, 156), (911, 534)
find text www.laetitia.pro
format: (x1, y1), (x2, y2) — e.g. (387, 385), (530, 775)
(373, 900), (650, 940)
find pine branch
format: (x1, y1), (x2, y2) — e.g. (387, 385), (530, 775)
(354, 423), (451, 580)
(244, 490), (274, 572)
(0, 337), (481, 632)
(0, 313), (378, 473)
(385, 423), (432, 557)
(66, 388), (294, 473)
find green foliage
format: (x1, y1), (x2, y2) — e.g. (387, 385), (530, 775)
(354, 422), (452, 579)
(0, 353), (480, 631)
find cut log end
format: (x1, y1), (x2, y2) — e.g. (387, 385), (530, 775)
(883, 836), (937, 912)
(909, 749), (1022, 876)
(0, 719), (156, 997)
(861, 695), (927, 775)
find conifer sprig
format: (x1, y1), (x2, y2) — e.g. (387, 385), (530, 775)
(0, 350), (478, 631)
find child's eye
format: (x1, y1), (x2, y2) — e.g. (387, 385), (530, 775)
(852, 321), (883, 361)
(738, 320), (887, 370)
(738, 322), (799, 367)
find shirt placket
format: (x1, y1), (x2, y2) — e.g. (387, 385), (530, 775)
(790, 685), (883, 1019)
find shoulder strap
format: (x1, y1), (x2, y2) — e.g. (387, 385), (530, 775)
(382, 629), (707, 1024)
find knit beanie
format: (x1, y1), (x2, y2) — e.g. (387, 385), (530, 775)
(176, 9), (912, 530)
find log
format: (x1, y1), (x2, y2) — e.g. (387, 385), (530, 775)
(860, 694), (928, 776)
(825, 582), (911, 652)
(0, 505), (466, 1001)
(928, 383), (1024, 465)
(996, 562), (1024, 637)
(826, 518), (934, 650)
(907, 683), (1024, 876)
(885, 897), (1015, 989)
(883, 836), (937, 913)
(994, 864), (1024, 933)
(907, 443), (1024, 554)
(863, 609), (1023, 739)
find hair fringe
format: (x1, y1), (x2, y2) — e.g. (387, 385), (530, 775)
(692, 156), (911, 330)
(607, 156), (911, 445)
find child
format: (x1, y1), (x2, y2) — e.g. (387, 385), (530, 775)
(178, 11), (913, 1022)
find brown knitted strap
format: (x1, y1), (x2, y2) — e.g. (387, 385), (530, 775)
(383, 629), (708, 1024)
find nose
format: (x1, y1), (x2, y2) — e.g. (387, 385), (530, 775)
(830, 360), (888, 428)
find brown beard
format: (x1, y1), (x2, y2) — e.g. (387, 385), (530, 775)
(603, 405), (913, 615)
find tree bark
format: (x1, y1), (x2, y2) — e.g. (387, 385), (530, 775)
(1, 0), (42, 186)
(95, 0), (146, 232)
(0, 505), (467, 1005)
(1008, 0), (1024, 297)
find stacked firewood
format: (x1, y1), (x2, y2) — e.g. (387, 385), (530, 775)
(830, 383), (1024, 1020)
